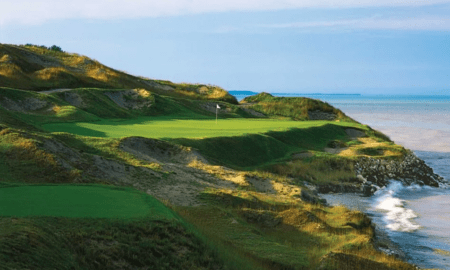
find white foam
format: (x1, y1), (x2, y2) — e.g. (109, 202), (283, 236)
(373, 181), (420, 232)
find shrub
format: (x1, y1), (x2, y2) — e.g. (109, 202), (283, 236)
(49, 45), (63, 52)
(23, 44), (63, 52)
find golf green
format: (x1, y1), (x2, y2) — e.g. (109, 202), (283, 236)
(41, 117), (359, 139)
(0, 185), (175, 219)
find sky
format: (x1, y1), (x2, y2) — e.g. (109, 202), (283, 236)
(0, 0), (449, 94)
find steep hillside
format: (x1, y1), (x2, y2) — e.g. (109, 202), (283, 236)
(0, 43), (237, 104)
(241, 92), (352, 121)
(0, 46), (442, 269)
(0, 87), (437, 269)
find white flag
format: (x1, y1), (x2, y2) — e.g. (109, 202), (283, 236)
(217, 104), (221, 109)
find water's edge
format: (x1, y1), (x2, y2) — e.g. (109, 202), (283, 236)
(321, 151), (450, 269)
(232, 92), (450, 269)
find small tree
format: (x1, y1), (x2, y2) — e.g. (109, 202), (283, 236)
(49, 45), (63, 52)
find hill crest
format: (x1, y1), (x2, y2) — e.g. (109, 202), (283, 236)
(0, 43), (238, 104)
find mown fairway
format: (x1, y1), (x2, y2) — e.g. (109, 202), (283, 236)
(0, 185), (175, 219)
(41, 116), (361, 138)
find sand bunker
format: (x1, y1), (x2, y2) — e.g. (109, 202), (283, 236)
(104, 89), (153, 110)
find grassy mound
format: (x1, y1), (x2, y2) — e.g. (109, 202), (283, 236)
(0, 217), (229, 270)
(0, 184), (253, 269)
(177, 189), (415, 270)
(241, 92), (353, 121)
(173, 123), (363, 169)
(0, 87), (244, 129)
(0, 43), (237, 103)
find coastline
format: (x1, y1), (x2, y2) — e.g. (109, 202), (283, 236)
(319, 149), (450, 270)
(239, 92), (450, 269)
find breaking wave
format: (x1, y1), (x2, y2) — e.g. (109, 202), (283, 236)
(373, 181), (420, 232)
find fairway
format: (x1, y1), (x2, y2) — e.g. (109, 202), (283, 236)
(41, 117), (360, 138)
(0, 185), (175, 219)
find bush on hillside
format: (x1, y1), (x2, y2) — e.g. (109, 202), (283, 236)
(49, 45), (63, 52)
(24, 44), (63, 52)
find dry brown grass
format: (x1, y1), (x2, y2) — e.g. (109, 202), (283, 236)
(0, 132), (81, 183)
(188, 159), (249, 187)
(0, 63), (25, 77)
(188, 186), (415, 269)
(87, 67), (120, 82)
(335, 137), (404, 158)
(0, 44), (237, 104)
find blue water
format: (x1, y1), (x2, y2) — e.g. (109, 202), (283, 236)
(233, 92), (450, 269)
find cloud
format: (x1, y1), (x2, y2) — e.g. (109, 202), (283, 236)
(265, 17), (450, 31)
(1, 0), (450, 25)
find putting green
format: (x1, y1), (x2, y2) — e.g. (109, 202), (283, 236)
(0, 185), (175, 219)
(41, 117), (359, 139)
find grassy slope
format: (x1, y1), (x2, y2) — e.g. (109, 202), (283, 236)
(0, 185), (254, 269)
(0, 217), (232, 270)
(173, 123), (366, 169)
(0, 73), (414, 268)
(0, 44), (237, 104)
(178, 191), (415, 270)
(241, 92), (352, 121)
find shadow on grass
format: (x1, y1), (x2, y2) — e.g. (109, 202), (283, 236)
(52, 133), (118, 158)
(0, 217), (228, 270)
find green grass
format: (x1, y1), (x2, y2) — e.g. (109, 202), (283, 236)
(173, 123), (365, 169)
(0, 50), (416, 270)
(0, 184), (255, 269)
(178, 206), (311, 269)
(39, 117), (366, 170)
(241, 92), (353, 121)
(40, 117), (362, 139)
(0, 44), (237, 104)
(0, 184), (175, 219)
(268, 156), (356, 185)
(0, 217), (230, 270)
(178, 190), (379, 270)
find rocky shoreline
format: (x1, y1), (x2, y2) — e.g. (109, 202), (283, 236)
(314, 151), (447, 269)
(316, 151), (446, 196)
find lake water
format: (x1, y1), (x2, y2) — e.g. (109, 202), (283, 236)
(233, 92), (450, 269)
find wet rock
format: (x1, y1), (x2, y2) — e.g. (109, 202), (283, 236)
(316, 183), (362, 194)
(300, 188), (325, 204)
(361, 182), (378, 196)
(354, 152), (444, 189)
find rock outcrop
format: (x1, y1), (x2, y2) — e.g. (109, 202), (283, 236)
(355, 152), (444, 195)
(317, 152), (445, 196)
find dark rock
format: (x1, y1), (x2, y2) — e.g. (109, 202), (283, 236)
(354, 152), (445, 190)
(361, 183), (377, 196)
(317, 152), (446, 197)
(317, 183), (362, 194)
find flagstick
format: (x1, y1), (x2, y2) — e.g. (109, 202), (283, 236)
(216, 107), (218, 124)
